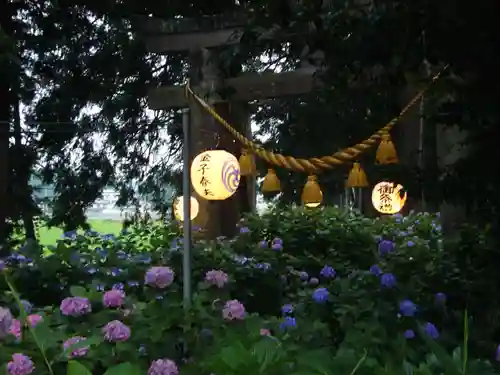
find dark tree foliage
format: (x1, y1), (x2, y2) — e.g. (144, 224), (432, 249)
(1, 0), (499, 246)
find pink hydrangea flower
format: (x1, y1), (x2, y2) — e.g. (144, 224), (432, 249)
(26, 314), (43, 327)
(148, 359), (179, 375)
(204, 270), (229, 288)
(103, 320), (130, 342)
(9, 319), (21, 340)
(103, 289), (125, 308)
(7, 353), (34, 375)
(260, 328), (271, 336)
(63, 336), (89, 358)
(145, 266), (175, 289)
(60, 297), (91, 316)
(222, 299), (246, 320)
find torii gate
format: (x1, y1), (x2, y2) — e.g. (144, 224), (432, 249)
(139, 14), (320, 239)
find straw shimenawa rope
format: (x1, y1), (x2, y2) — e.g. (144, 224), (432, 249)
(184, 66), (447, 173)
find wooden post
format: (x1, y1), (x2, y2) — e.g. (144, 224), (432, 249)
(187, 48), (254, 238)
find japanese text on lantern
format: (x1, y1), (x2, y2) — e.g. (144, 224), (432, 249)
(371, 181), (407, 214)
(198, 154), (213, 197)
(377, 183), (394, 211)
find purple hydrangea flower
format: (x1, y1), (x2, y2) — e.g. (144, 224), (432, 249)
(378, 240), (395, 256)
(271, 238), (283, 250)
(7, 354), (34, 375)
(145, 266), (175, 288)
(0, 306), (13, 339)
(423, 322), (439, 339)
(404, 329), (415, 339)
(204, 270), (229, 288)
(258, 240), (267, 248)
(380, 273), (396, 288)
(148, 359), (179, 375)
(239, 227), (250, 234)
(399, 300), (417, 317)
(103, 320), (131, 342)
(60, 297), (91, 316)
(280, 316), (296, 330)
(312, 287), (329, 303)
(369, 265), (382, 276)
(281, 304), (293, 315)
(320, 265), (336, 278)
(222, 300), (246, 320)
(63, 336), (89, 358)
(299, 271), (309, 281)
(103, 289), (125, 308)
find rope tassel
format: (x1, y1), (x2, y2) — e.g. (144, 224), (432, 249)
(301, 175), (323, 207)
(346, 162), (368, 188)
(262, 169), (281, 192)
(376, 133), (398, 164)
(239, 149), (256, 176)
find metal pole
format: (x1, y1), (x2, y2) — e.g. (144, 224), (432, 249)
(182, 108), (192, 309)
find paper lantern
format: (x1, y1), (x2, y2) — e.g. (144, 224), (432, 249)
(371, 181), (407, 214)
(191, 150), (241, 200)
(173, 196), (199, 221)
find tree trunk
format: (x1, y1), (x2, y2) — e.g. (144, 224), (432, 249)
(0, 0), (14, 254)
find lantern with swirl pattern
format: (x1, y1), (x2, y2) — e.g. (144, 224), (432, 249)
(190, 150), (241, 200)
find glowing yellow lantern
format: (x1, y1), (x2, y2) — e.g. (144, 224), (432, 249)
(371, 181), (407, 214)
(173, 196), (199, 221)
(191, 150), (241, 200)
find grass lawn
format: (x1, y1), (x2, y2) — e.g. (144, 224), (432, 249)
(37, 219), (123, 245)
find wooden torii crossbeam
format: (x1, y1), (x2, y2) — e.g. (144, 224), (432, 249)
(139, 15), (320, 110)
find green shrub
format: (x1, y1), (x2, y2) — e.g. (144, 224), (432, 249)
(1, 207), (500, 375)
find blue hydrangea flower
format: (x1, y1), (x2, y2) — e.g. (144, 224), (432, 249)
(258, 240), (267, 249)
(378, 240), (395, 256)
(312, 287), (329, 303)
(299, 271), (309, 281)
(239, 227), (250, 234)
(281, 304), (293, 315)
(404, 329), (415, 339)
(495, 344), (500, 361)
(369, 264), (382, 276)
(309, 277), (319, 285)
(19, 300), (32, 314)
(320, 265), (336, 278)
(399, 299), (417, 317)
(407, 240), (415, 247)
(255, 263), (271, 271)
(280, 316), (296, 330)
(423, 322), (439, 339)
(380, 273), (396, 288)
(271, 238), (283, 250)
(435, 292), (446, 305)
(112, 283), (125, 290)
(127, 281), (139, 287)
(0, 260), (5, 271)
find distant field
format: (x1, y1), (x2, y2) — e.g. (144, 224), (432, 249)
(37, 219), (123, 245)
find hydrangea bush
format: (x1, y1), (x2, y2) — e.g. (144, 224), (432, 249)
(0, 207), (499, 375)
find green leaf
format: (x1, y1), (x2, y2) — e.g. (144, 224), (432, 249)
(103, 362), (141, 375)
(251, 338), (283, 373)
(418, 328), (461, 375)
(70, 286), (88, 298)
(67, 361), (92, 375)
